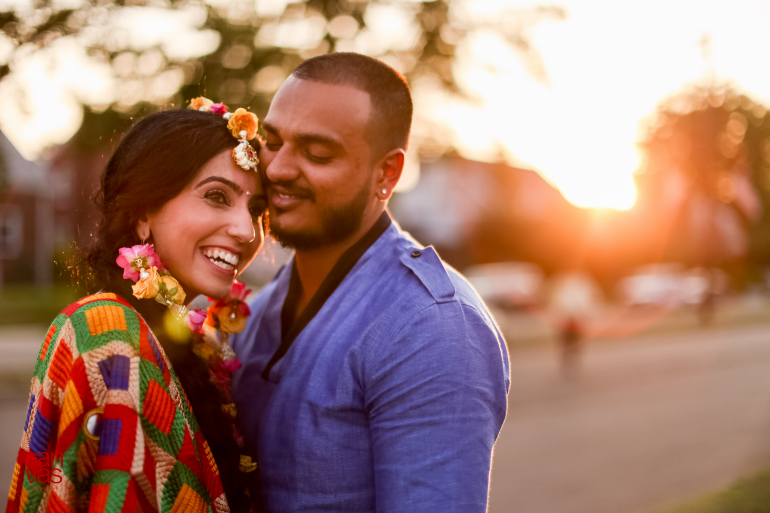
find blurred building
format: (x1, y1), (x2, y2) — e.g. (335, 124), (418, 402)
(0, 132), (55, 286)
(389, 156), (588, 272)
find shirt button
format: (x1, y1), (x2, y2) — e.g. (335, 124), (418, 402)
(411, 250), (421, 258)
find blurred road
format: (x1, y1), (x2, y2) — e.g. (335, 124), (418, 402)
(489, 323), (770, 513)
(3, 324), (770, 512)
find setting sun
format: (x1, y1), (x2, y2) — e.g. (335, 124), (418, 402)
(419, 0), (770, 210)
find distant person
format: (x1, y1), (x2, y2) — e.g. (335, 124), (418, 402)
(231, 53), (511, 512)
(559, 316), (584, 376)
(548, 272), (600, 376)
(7, 106), (267, 512)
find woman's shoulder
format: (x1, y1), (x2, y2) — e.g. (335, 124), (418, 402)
(31, 292), (149, 387)
(48, 292), (146, 351)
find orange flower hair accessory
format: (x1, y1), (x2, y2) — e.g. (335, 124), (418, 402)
(227, 108), (259, 140)
(188, 97), (259, 172)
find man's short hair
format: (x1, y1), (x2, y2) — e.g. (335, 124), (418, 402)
(292, 52), (413, 161)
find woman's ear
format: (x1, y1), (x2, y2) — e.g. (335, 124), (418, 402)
(136, 218), (151, 243)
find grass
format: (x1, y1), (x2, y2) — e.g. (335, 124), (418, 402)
(660, 468), (770, 513)
(0, 284), (80, 326)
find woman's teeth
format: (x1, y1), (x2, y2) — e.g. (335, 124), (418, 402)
(204, 248), (239, 270)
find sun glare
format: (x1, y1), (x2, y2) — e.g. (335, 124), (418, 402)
(432, 0), (770, 211)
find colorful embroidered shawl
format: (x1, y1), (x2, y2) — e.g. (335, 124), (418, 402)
(6, 293), (229, 513)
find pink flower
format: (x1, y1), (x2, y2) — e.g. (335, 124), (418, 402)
(185, 309), (207, 332)
(228, 281), (251, 302)
(116, 244), (163, 282)
(209, 103), (228, 115)
(222, 357), (242, 372)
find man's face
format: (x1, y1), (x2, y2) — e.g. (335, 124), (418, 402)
(260, 76), (377, 250)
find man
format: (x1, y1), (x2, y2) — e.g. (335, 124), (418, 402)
(231, 52), (510, 512)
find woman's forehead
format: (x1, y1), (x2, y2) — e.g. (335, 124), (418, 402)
(195, 150), (262, 191)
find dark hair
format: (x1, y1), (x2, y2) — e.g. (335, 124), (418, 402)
(292, 52), (413, 160)
(82, 108), (257, 512)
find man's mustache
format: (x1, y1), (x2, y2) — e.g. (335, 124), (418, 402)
(267, 181), (316, 202)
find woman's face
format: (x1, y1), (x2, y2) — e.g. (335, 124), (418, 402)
(138, 149), (266, 302)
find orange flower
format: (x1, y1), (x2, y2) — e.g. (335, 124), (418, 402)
(159, 275), (186, 305)
(131, 266), (160, 300)
(189, 97), (214, 111)
(217, 304), (248, 333)
(227, 108), (259, 140)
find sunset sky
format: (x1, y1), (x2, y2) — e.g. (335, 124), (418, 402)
(2, 0), (769, 210)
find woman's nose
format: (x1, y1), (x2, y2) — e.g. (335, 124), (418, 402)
(226, 206), (256, 243)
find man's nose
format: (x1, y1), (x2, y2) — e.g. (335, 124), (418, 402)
(264, 146), (300, 184)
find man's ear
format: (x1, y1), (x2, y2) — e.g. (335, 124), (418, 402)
(136, 217), (151, 243)
(375, 149), (405, 201)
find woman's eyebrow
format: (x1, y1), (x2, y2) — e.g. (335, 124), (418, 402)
(196, 176), (243, 194)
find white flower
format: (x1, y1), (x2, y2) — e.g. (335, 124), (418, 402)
(232, 140), (259, 171)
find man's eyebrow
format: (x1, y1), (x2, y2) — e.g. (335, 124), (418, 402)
(196, 176), (243, 194)
(263, 121), (342, 148)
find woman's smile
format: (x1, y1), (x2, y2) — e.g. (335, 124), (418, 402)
(201, 246), (241, 273)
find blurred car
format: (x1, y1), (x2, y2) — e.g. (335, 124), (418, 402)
(463, 262), (544, 309)
(616, 264), (727, 306)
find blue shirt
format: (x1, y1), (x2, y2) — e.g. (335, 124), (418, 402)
(231, 219), (510, 512)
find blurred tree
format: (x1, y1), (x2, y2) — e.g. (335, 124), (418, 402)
(636, 84), (770, 285)
(0, 0), (564, 155)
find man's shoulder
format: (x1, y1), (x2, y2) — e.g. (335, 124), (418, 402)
(388, 232), (486, 312)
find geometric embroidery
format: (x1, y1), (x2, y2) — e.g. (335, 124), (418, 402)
(85, 305), (127, 336)
(45, 491), (71, 513)
(29, 409), (53, 455)
(59, 383), (83, 435)
(169, 483), (206, 513)
(8, 295), (229, 513)
(23, 394), (35, 432)
(48, 342), (73, 390)
(89, 484), (110, 512)
(8, 462), (20, 501)
(99, 418), (122, 456)
(77, 292), (117, 305)
(97, 354), (130, 391)
(148, 334), (165, 373)
(143, 380), (175, 435)
(77, 440), (97, 481)
(40, 325), (57, 362)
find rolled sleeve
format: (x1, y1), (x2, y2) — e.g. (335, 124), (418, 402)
(365, 300), (509, 513)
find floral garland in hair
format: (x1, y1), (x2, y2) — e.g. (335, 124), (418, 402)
(117, 243), (258, 472)
(189, 97), (259, 172)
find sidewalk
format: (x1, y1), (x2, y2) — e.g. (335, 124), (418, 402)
(495, 293), (770, 350)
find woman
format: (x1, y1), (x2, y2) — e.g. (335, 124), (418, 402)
(7, 100), (265, 512)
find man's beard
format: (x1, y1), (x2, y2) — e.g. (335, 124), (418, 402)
(269, 183), (371, 251)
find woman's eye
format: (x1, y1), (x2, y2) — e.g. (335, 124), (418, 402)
(204, 189), (229, 205)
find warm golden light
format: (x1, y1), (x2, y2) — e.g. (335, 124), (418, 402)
(416, 0), (770, 210)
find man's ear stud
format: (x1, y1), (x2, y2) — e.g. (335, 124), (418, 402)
(382, 189), (387, 195)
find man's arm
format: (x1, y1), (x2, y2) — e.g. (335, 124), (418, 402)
(365, 300), (510, 513)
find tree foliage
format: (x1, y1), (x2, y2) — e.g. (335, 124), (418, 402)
(637, 83), (770, 279)
(0, 0), (564, 154)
